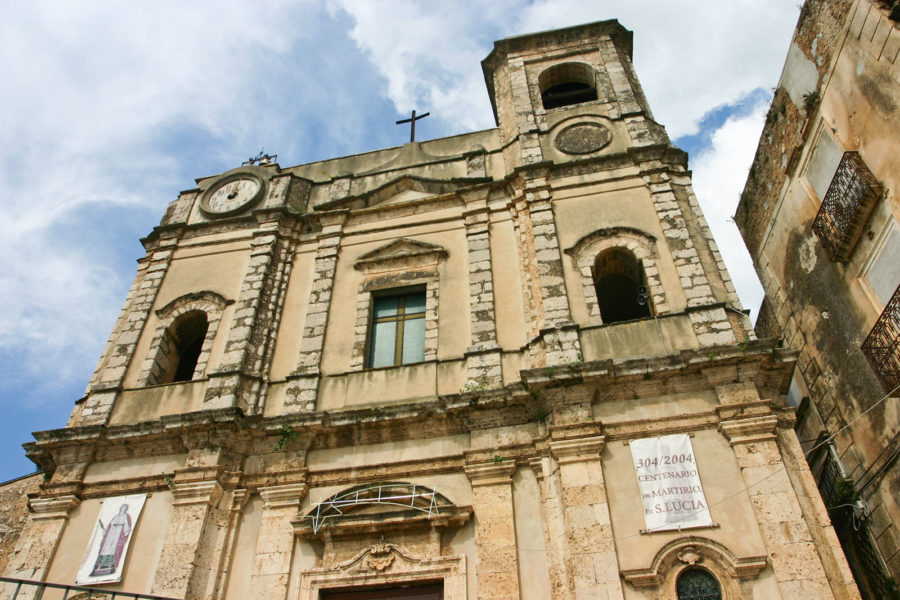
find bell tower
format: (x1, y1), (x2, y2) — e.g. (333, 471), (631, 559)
(482, 20), (665, 169)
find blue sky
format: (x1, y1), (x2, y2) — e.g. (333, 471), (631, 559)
(0, 1), (799, 482)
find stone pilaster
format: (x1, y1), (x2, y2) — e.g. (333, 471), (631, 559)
(1, 495), (79, 598)
(205, 218), (293, 412)
(209, 489), (250, 600)
(548, 434), (623, 600)
(285, 211), (346, 413)
(152, 479), (225, 599)
(78, 230), (180, 426)
(250, 482), (308, 600)
(465, 460), (520, 600)
(719, 415), (838, 599)
(640, 170), (736, 346)
(509, 172), (580, 367)
(462, 190), (502, 389)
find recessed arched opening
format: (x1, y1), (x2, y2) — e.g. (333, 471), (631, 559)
(150, 310), (209, 385)
(593, 248), (652, 324)
(676, 568), (722, 600)
(539, 62), (598, 110)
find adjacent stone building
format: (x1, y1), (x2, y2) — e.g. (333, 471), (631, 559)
(1, 20), (859, 600)
(736, 1), (900, 598)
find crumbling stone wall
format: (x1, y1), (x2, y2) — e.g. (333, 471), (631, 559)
(0, 475), (41, 576)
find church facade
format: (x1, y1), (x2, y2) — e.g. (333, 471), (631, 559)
(2, 21), (859, 600)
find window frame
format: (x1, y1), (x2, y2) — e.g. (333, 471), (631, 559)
(366, 287), (428, 369)
(351, 239), (445, 372)
(137, 291), (231, 387)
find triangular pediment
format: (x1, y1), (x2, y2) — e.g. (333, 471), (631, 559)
(318, 175), (490, 211)
(355, 238), (447, 272)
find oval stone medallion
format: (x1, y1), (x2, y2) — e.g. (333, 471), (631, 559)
(554, 122), (612, 155)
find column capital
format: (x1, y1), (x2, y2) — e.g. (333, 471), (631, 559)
(172, 480), (224, 507)
(719, 415), (778, 445)
(29, 495), (81, 521)
(260, 482), (309, 509)
(464, 461), (516, 487)
(549, 435), (606, 464)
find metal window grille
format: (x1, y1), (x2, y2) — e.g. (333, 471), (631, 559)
(811, 444), (894, 600)
(306, 483), (442, 534)
(811, 151), (882, 262)
(0, 576), (177, 600)
(862, 281), (900, 393)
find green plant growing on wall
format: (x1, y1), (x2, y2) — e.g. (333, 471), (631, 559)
(492, 454), (505, 464)
(533, 406), (550, 424)
(802, 90), (820, 113)
(273, 424), (298, 451)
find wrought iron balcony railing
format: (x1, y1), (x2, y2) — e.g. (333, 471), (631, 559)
(811, 151), (883, 262)
(862, 281), (900, 393)
(0, 576), (178, 600)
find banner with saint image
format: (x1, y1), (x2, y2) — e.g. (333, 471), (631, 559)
(630, 434), (713, 532)
(76, 493), (147, 585)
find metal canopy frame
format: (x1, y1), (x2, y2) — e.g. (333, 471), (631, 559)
(306, 483), (442, 534)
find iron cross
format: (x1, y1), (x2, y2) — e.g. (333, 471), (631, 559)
(396, 110), (430, 142)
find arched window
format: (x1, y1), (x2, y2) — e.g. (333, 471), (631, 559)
(593, 248), (652, 323)
(539, 62), (598, 110)
(151, 311), (209, 384)
(676, 568), (722, 600)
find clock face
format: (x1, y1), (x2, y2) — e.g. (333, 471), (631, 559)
(201, 175), (263, 216)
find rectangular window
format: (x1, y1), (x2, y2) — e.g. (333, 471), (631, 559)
(805, 129), (842, 200)
(368, 289), (427, 368)
(863, 221), (900, 306)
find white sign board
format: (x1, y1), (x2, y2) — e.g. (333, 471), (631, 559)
(629, 434), (713, 532)
(76, 493), (147, 585)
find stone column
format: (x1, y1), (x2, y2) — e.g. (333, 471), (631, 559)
(508, 172), (581, 367)
(719, 413), (839, 599)
(250, 482), (308, 600)
(78, 229), (181, 426)
(152, 478), (225, 599)
(462, 189), (502, 389)
(548, 433), (623, 600)
(205, 217), (292, 412)
(1, 495), (79, 599)
(465, 460), (520, 600)
(285, 211), (347, 413)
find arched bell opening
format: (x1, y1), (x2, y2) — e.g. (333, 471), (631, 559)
(539, 62), (598, 110)
(593, 248), (652, 324)
(150, 310), (209, 385)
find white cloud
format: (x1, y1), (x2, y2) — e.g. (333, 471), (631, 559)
(691, 99), (771, 316)
(330, 1), (798, 139)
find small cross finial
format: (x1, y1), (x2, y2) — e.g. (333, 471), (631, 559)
(243, 150), (278, 166)
(395, 110), (430, 142)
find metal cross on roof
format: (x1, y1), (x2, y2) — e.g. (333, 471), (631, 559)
(243, 150), (278, 166)
(396, 110), (430, 142)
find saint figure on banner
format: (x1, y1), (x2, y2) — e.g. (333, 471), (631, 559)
(90, 503), (132, 576)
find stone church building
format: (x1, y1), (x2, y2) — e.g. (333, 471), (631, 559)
(0, 20), (860, 600)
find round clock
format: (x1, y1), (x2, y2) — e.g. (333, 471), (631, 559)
(200, 173), (265, 217)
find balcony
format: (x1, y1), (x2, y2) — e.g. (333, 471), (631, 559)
(862, 281), (900, 393)
(811, 151), (883, 262)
